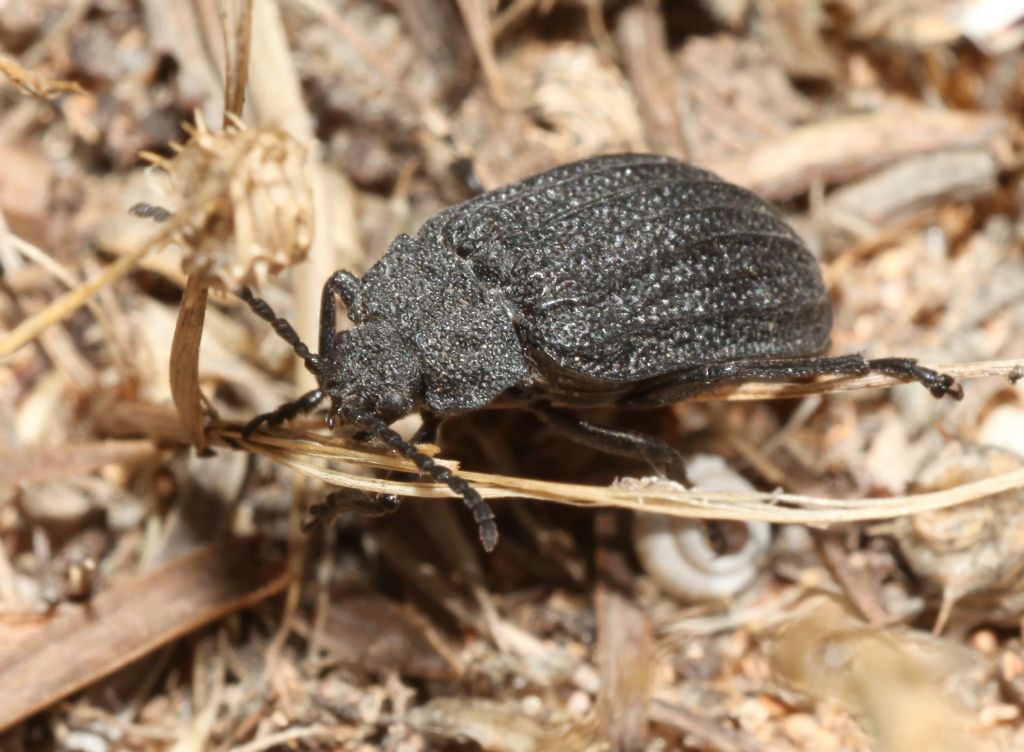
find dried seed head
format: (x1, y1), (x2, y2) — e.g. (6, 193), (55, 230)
(141, 113), (313, 288)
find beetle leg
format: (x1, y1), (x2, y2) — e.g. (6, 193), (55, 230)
(242, 388), (325, 437)
(319, 270), (363, 355)
(371, 413), (441, 516)
(340, 408), (498, 551)
(865, 357), (963, 399)
(529, 405), (689, 484)
(301, 415), (442, 532)
(349, 413), (438, 446)
(630, 354), (962, 404)
(302, 488), (401, 532)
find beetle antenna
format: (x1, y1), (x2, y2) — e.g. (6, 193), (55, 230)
(237, 286), (321, 376)
(346, 408), (499, 552)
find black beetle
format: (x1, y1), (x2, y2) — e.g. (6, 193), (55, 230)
(240, 153), (962, 551)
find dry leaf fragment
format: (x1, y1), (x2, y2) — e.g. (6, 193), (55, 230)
(827, 150), (998, 226)
(710, 104), (1009, 200)
(318, 595), (462, 680)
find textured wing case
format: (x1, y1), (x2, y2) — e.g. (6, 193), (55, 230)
(416, 154), (832, 385)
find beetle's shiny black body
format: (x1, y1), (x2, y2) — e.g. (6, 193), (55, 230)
(240, 154), (961, 551)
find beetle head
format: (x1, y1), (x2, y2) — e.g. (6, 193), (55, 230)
(323, 321), (423, 426)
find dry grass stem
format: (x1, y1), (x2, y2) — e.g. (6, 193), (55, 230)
(229, 426), (1024, 527)
(0, 228), (172, 357)
(0, 54), (84, 98)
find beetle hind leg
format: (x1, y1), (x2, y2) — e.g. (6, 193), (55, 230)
(631, 354), (962, 403)
(530, 405), (689, 484)
(866, 357), (963, 400)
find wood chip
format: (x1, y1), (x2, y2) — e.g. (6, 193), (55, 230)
(709, 105), (1009, 200)
(0, 538), (287, 733)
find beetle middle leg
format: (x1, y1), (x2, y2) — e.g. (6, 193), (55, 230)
(529, 404), (689, 483)
(302, 413), (442, 530)
(631, 354), (962, 404)
(529, 406), (757, 552)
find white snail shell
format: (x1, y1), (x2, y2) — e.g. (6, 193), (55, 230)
(632, 454), (771, 601)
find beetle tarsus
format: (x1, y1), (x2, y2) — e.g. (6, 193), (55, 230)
(629, 354), (964, 404)
(445, 472), (499, 552)
(866, 358), (963, 401)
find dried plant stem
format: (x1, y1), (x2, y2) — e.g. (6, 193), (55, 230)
(167, 0), (255, 451)
(227, 428), (1024, 527)
(169, 274), (212, 451)
(1, 230), (107, 327)
(221, 0), (253, 119)
(0, 54), (84, 98)
(0, 239), (158, 357)
(453, 0), (507, 107)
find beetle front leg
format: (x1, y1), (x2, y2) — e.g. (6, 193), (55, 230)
(302, 413), (443, 531)
(319, 270), (363, 356)
(529, 405), (689, 483)
(371, 413), (441, 515)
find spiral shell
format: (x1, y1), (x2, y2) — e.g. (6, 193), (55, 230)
(633, 454), (771, 601)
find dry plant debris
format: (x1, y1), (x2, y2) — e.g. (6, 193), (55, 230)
(1, 0), (1024, 750)
(138, 113), (313, 290)
(0, 54), (84, 99)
